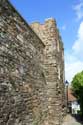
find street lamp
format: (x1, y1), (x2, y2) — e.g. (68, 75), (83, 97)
(65, 80), (69, 112)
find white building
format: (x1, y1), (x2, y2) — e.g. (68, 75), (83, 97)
(68, 88), (80, 114)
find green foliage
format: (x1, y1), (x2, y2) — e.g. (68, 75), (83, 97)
(72, 71), (83, 115)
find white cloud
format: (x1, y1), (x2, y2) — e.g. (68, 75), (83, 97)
(65, 21), (83, 82)
(73, 1), (83, 20)
(72, 21), (83, 58)
(65, 54), (83, 83)
(61, 25), (66, 30)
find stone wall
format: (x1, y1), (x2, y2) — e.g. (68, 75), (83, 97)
(0, 0), (66, 125)
(0, 1), (46, 125)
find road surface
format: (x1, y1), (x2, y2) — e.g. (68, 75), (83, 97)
(62, 114), (82, 125)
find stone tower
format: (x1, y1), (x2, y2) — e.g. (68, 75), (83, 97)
(0, 0), (66, 125)
(31, 19), (66, 125)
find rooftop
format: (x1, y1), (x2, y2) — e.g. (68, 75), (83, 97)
(68, 89), (77, 102)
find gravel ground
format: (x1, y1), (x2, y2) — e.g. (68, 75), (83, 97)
(62, 114), (83, 125)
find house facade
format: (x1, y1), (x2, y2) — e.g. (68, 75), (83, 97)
(68, 88), (80, 114)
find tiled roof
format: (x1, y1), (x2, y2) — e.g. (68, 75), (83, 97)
(68, 88), (77, 102)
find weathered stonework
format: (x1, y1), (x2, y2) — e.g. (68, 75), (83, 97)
(0, 0), (66, 125)
(31, 19), (66, 125)
(0, 1), (46, 125)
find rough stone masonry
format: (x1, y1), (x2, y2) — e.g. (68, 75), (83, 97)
(0, 0), (66, 125)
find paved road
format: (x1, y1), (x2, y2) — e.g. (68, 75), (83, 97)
(62, 114), (82, 125)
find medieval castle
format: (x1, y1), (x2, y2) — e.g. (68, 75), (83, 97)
(0, 0), (66, 125)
